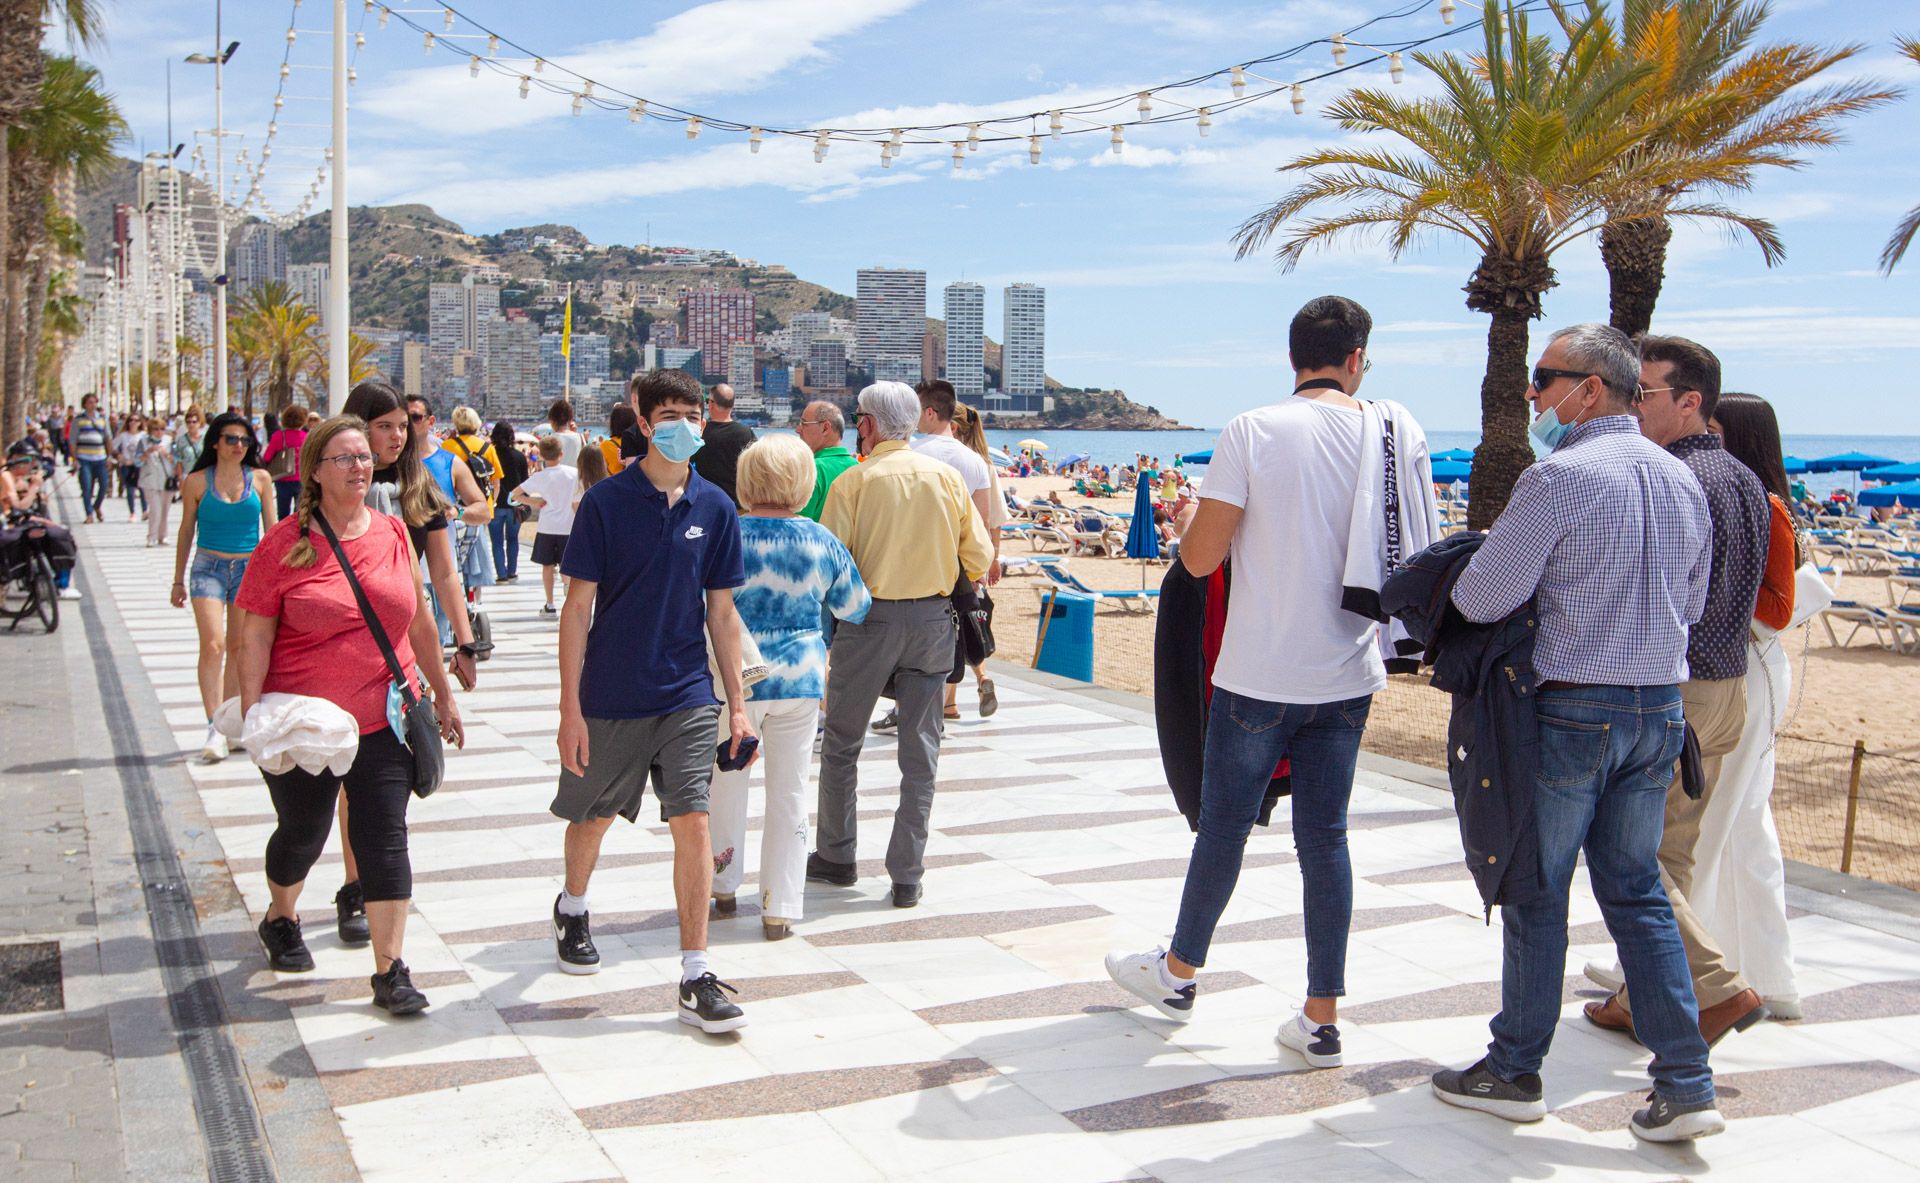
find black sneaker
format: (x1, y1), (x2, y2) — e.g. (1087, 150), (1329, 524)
(806, 852), (858, 887)
(553, 895), (600, 975)
(335, 880), (371, 946)
(1276, 1011), (1343, 1068)
(1431, 1058), (1546, 1122)
(870, 709), (899, 735)
(678, 972), (747, 1034)
(371, 958), (430, 1016)
(258, 915), (315, 973)
(1630, 1092), (1726, 1142)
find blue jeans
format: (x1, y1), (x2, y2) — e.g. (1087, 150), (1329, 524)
(1486, 684), (1714, 1105)
(121, 465), (144, 515)
(1170, 688), (1371, 997)
(76, 458), (109, 516)
(488, 511), (519, 579)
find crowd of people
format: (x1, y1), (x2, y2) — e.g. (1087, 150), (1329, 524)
(14, 290), (1826, 1143)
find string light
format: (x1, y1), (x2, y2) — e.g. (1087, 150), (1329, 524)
(951, 141), (963, 170)
(879, 142), (891, 169)
(1389, 51), (1404, 82)
(533, 57), (545, 74)
(814, 131), (830, 161)
(581, 80), (593, 98)
(354, 30), (364, 49)
(377, 5), (388, 28)
(1291, 83), (1306, 114)
(518, 74), (530, 98)
(1197, 107), (1211, 136)
(441, 5), (454, 31)
(627, 99), (646, 122)
(1136, 91), (1152, 116)
(469, 54), (481, 77)
(685, 116), (701, 140)
(749, 126), (762, 153)
(1332, 33), (1347, 65)
(486, 33), (497, 55)
(890, 128), (903, 152)
(570, 92), (583, 116)
(1231, 66), (1246, 97)
(1048, 110), (1062, 139)
(1109, 125), (1124, 154)
(1440, 0), (1456, 23)
(422, 30), (434, 53)
(967, 123), (981, 152)
(1028, 134), (1041, 164)
(286, 28), (297, 45)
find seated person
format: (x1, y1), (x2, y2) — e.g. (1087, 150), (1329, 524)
(1, 451), (78, 596)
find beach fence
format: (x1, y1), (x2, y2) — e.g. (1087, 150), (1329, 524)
(1358, 676), (1920, 894)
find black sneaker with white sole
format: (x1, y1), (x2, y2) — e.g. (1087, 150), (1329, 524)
(1631, 1092), (1726, 1142)
(678, 972), (747, 1034)
(1103, 948), (1197, 1021)
(258, 915), (315, 972)
(1276, 1012), (1344, 1068)
(335, 880), (371, 946)
(371, 957), (430, 1016)
(870, 709), (899, 735)
(1431, 1058), (1547, 1122)
(553, 895), (600, 975)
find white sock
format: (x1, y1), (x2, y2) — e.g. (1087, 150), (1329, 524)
(1156, 951), (1185, 991)
(681, 949), (711, 982)
(557, 890), (587, 917)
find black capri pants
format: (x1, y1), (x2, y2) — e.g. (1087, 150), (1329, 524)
(262, 726), (415, 901)
(948, 574), (987, 685)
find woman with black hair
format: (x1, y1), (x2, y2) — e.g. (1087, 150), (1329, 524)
(169, 411), (278, 762)
(488, 419), (528, 583)
(1697, 391), (1812, 1019)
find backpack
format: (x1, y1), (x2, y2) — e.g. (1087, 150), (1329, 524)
(451, 437), (494, 501)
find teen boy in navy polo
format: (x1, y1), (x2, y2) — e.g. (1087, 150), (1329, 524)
(548, 368), (758, 1035)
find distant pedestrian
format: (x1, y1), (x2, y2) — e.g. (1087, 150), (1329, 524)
(70, 393), (111, 522)
(510, 435), (579, 616)
(113, 415), (147, 520)
(547, 399), (583, 467)
(693, 383), (756, 507)
(795, 400), (856, 522)
(489, 419), (528, 584)
(137, 417), (177, 547)
(261, 403), (311, 520)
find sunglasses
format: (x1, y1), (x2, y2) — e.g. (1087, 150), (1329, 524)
(218, 433), (250, 446)
(1530, 366), (1595, 392)
(408, 412), (429, 423)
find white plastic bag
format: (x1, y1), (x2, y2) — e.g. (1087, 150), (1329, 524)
(220, 693), (361, 776)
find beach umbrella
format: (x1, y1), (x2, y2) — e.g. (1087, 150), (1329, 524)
(1432, 447), (1476, 462)
(1057, 452), (1090, 467)
(1016, 438), (1049, 453)
(988, 448), (1013, 466)
(1125, 473), (1160, 586)
(1180, 449), (1213, 465)
(1808, 451), (1898, 473)
(1430, 459), (1473, 484)
(1857, 479), (1920, 508)
(1782, 455), (1809, 474)
(1863, 461), (1920, 481)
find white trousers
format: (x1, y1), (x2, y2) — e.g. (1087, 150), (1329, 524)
(1689, 632), (1798, 1002)
(143, 482), (171, 545)
(709, 697), (818, 922)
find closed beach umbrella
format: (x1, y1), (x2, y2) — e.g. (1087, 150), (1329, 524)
(1432, 447), (1476, 462)
(1782, 455), (1809, 474)
(1125, 474), (1160, 585)
(1857, 479), (1920, 508)
(1863, 461), (1920, 481)
(1180, 449), (1213, 465)
(1430, 459), (1473, 484)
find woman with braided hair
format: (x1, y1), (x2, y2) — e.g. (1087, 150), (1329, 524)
(235, 416), (464, 1014)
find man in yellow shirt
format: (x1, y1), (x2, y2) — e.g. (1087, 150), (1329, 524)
(810, 381), (992, 908)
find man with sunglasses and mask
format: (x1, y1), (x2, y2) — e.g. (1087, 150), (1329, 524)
(1432, 324), (1724, 1142)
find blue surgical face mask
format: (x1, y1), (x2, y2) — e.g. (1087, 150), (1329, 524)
(1528, 385), (1583, 451)
(649, 418), (704, 464)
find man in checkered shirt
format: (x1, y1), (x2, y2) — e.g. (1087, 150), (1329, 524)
(1431, 324), (1726, 1143)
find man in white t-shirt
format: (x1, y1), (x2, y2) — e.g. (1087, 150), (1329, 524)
(1107, 296), (1420, 1071)
(510, 434), (581, 616)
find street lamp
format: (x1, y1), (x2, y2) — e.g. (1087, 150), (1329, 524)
(186, 19), (239, 412)
(144, 143), (186, 414)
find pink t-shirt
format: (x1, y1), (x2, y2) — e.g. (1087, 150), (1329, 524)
(237, 512), (420, 734)
(262, 429), (308, 480)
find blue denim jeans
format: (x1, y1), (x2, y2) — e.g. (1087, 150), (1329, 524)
(76, 458), (109, 517)
(488, 511), (519, 579)
(1486, 684), (1714, 1105)
(1170, 688), (1372, 997)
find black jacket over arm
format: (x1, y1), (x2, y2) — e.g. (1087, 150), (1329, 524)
(1381, 533), (1544, 914)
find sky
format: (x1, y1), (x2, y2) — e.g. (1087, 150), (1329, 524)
(71, 0), (1920, 433)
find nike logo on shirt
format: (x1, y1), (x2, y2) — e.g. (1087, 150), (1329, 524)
(685, 526), (706, 540)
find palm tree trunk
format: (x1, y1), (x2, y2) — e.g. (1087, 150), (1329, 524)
(2, 251), (26, 441)
(1601, 216), (1673, 339)
(0, 143), (10, 442)
(1467, 305), (1537, 530)
(19, 249), (50, 406)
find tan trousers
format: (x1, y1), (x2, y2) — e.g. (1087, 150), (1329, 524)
(1622, 675), (1754, 1013)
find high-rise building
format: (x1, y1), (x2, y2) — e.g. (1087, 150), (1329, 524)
(943, 282), (984, 397)
(401, 341), (424, 398)
(232, 222), (287, 298)
(872, 357), (920, 385)
(726, 342), (757, 394)
(287, 262), (331, 345)
(356, 326), (412, 383)
(648, 319), (682, 350)
(486, 318), (543, 417)
(855, 268), (925, 379)
(660, 346), (704, 382)
(427, 276), (502, 404)
(540, 331), (610, 398)
(806, 339), (848, 390)
(1002, 283), (1046, 396)
(788, 310), (829, 362)
(681, 288), (754, 380)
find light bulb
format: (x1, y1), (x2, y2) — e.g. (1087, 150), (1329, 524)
(1137, 91), (1152, 116)
(518, 75), (529, 99)
(1332, 33), (1347, 66)
(267, 120), (277, 134)
(1291, 83), (1305, 115)
(1389, 51), (1404, 82)
(533, 58), (545, 74)
(353, 31), (364, 49)
(686, 117), (701, 140)
(880, 142), (891, 169)
(1048, 110), (1063, 139)
(259, 145), (271, 159)
(1197, 107), (1211, 136)
(582, 81), (594, 98)
(570, 93), (583, 116)
(377, 5), (389, 27)
(1439, 0), (1456, 23)
(487, 34), (498, 56)
(274, 95), (284, 109)
(951, 142), (963, 170)
(1028, 134), (1041, 164)
(363, 1), (374, 12)
(423, 30), (434, 53)
(1110, 125), (1124, 154)
(286, 28), (297, 44)
(347, 67), (357, 84)
(1497, 10), (1509, 36)
(279, 63), (290, 79)
(628, 100), (646, 123)
(1231, 66), (1246, 97)
(323, 146), (332, 161)
(749, 126), (762, 153)
(967, 123), (981, 151)
(442, 6), (454, 31)
(469, 55), (481, 77)
(815, 132), (830, 161)
(890, 128), (903, 150)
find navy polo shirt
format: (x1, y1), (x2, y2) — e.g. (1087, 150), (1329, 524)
(560, 463), (745, 720)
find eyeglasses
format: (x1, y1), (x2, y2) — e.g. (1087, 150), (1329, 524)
(218, 433), (250, 446)
(408, 412), (429, 423)
(320, 452), (375, 470)
(1530, 367), (1594, 392)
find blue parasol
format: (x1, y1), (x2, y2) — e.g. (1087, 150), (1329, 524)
(1782, 455), (1809, 475)
(1863, 461), (1920, 482)
(1180, 449), (1212, 465)
(1432, 447), (1476, 462)
(1808, 451), (1898, 473)
(1430, 459), (1473, 484)
(1125, 474), (1160, 584)
(1858, 479), (1920, 509)
(1056, 452), (1090, 467)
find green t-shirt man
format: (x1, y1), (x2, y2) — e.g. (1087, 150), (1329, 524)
(801, 444), (859, 522)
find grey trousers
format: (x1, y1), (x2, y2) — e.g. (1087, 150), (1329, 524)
(816, 597), (957, 885)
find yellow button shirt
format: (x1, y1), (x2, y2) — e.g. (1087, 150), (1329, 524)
(821, 441), (994, 599)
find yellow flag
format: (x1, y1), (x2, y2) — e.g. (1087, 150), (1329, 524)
(561, 286), (572, 359)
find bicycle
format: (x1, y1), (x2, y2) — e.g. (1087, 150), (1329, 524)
(0, 517), (61, 633)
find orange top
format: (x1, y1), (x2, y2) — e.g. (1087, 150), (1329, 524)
(1754, 494), (1796, 631)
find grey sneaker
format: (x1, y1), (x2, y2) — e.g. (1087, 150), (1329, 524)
(1631, 1092), (1726, 1142)
(1431, 1058), (1546, 1122)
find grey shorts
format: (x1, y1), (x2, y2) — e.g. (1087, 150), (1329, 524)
(550, 705), (721, 824)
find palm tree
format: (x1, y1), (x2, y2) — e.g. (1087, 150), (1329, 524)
(1565, 0), (1900, 335)
(304, 330), (379, 404)
(1234, 1), (1738, 526)
(226, 311), (267, 421)
(34, 266), (83, 401)
(5, 52), (121, 436)
(1882, 36), (1920, 273)
(0, 1), (102, 436)
(229, 280), (319, 416)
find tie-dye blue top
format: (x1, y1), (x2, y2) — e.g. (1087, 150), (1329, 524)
(736, 516), (872, 701)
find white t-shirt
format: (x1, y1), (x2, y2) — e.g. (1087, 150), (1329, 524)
(552, 429), (583, 468)
(912, 435), (991, 495)
(518, 465), (580, 536)
(1203, 398), (1382, 705)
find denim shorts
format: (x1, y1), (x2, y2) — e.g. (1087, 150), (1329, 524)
(189, 553), (249, 603)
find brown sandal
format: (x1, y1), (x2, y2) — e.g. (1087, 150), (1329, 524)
(943, 707), (963, 720)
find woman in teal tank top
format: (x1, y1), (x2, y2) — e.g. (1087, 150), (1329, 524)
(170, 412), (278, 763)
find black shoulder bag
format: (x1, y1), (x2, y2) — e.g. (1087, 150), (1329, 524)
(313, 513), (446, 798)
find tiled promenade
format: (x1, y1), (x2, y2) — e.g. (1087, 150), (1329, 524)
(73, 518), (1920, 1181)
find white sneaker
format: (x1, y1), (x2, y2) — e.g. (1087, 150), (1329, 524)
(1103, 947), (1196, 1022)
(200, 725), (228, 763)
(1276, 1011), (1344, 1068)
(57, 586), (82, 601)
(1763, 995), (1803, 1021)
(1583, 960), (1625, 992)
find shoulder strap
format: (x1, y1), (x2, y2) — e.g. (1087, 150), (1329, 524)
(313, 513), (418, 707)
(452, 437), (473, 462)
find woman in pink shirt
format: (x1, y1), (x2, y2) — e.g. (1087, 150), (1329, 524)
(235, 415), (464, 1015)
(259, 403), (310, 520)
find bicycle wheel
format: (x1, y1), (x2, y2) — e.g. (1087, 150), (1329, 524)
(31, 554), (58, 633)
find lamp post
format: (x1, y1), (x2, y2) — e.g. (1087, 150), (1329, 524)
(328, 0), (349, 413)
(185, 11), (239, 413)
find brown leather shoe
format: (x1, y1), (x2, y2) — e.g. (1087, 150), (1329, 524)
(1699, 988), (1768, 1047)
(1584, 993), (1638, 1041)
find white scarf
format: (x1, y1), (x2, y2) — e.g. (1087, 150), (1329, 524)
(1342, 399), (1440, 672)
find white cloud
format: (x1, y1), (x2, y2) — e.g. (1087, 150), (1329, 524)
(1648, 307), (1920, 357)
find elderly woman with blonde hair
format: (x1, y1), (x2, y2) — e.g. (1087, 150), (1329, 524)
(708, 433), (871, 939)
